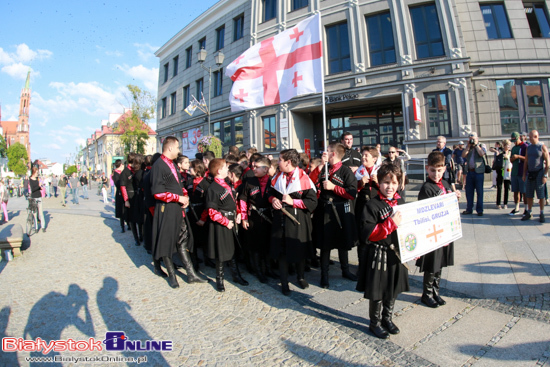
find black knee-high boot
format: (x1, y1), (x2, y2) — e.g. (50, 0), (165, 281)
(279, 256), (290, 295)
(320, 249), (330, 289)
(433, 272), (446, 305)
(176, 225), (207, 283)
(252, 252), (267, 283)
(120, 218), (125, 233)
(130, 222), (140, 246)
(138, 223), (143, 243)
(163, 256), (179, 288)
(421, 272), (439, 308)
(382, 298), (400, 334)
(369, 300), (389, 339)
(296, 260), (308, 289)
(339, 249), (358, 281)
(216, 259), (225, 292)
(153, 258), (167, 278)
(228, 258), (249, 286)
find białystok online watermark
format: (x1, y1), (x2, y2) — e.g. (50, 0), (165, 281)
(24, 356), (148, 364)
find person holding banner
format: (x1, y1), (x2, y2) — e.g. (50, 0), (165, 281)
(205, 158), (248, 292)
(269, 149), (317, 296)
(416, 152), (461, 308)
(356, 163), (408, 339)
(312, 142), (358, 289)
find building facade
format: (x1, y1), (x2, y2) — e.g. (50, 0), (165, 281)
(0, 70), (32, 161)
(156, 0), (550, 157)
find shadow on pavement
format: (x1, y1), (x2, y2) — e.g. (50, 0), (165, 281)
(457, 341), (550, 361)
(24, 284), (95, 365)
(0, 306), (20, 366)
(463, 260), (549, 277)
(97, 277), (169, 365)
(283, 339), (368, 366)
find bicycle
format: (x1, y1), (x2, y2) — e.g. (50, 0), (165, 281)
(26, 197), (40, 236)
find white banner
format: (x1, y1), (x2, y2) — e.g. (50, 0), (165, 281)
(180, 127), (203, 158)
(395, 193), (462, 263)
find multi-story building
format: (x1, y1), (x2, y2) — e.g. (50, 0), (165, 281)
(0, 70), (32, 161)
(83, 109), (157, 174)
(155, 0), (550, 157)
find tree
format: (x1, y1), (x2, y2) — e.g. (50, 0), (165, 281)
(7, 142), (29, 176)
(117, 84), (155, 155)
(65, 165), (77, 176)
(0, 136), (7, 158)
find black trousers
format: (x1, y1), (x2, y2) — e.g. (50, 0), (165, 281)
(496, 170), (510, 206)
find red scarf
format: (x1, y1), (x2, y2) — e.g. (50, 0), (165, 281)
(378, 192), (401, 207)
(193, 177), (203, 191)
(215, 177), (235, 202)
(160, 154), (179, 182)
(258, 174), (269, 195)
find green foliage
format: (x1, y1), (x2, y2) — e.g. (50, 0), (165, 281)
(117, 84), (155, 155)
(7, 142), (28, 175)
(0, 136), (7, 158)
(197, 135), (223, 158)
(65, 165), (77, 176)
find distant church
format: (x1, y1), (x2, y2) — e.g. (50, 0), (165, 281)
(0, 70), (31, 162)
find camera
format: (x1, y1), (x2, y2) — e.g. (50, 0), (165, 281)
(469, 139), (476, 145)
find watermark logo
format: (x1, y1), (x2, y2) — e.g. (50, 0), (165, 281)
(103, 332), (172, 352)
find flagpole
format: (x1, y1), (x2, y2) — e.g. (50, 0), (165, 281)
(318, 12), (329, 180)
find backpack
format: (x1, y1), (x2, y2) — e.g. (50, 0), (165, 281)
(492, 153), (504, 171)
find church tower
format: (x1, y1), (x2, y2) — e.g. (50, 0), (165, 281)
(18, 70), (31, 160)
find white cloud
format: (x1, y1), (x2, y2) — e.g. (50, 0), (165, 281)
(0, 103), (18, 121)
(47, 81), (125, 116)
(134, 43), (158, 62)
(1, 63), (36, 80)
(95, 59), (100, 64)
(116, 64), (159, 93)
(75, 138), (86, 147)
(44, 143), (61, 150)
(0, 44), (50, 80)
(0, 48), (14, 65)
(105, 50), (123, 57)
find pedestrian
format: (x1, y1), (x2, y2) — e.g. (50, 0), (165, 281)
(80, 173), (89, 200)
(509, 132), (528, 216)
(109, 172), (115, 202)
(489, 142), (503, 189)
(101, 184), (109, 204)
(452, 142), (466, 186)
(384, 146), (410, 199)
(461, 132), (488, 216)
(312, 142), (358, 289)
(269, 149), (318, 296)
(120, 153), (143, 247)
(356, 163), (408, 339)
(501, 139), (512, 210)
(432, 136), (455, 190)
(521, 130), (549, 222)
(494, 142), (506, 209)
(141, 154), (158, 256)
(416, 152), (460, 308)
(0, 179), (9, 223)
(22, 175), (29, 197)
(188, 159), (212, 269)
(354, 146), (380, 227)
(206, 158), (248, 292)
(239, 156), (273, 284)
(68, 172), (80, 205)
(52, 175), (58, 197)
(58, 174), (67, 207)
(44, 175), (51, 198)
(112, 160), (127, 233)
(340, 132), (362, 172)
(29, 167), (47, 232)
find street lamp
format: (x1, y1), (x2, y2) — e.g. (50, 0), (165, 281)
(197, 47), (224, 135)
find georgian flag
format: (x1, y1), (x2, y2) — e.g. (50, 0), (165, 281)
(355, 164), (380, 181)
(226, 13), (323, 112)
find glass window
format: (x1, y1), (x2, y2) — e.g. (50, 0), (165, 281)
(172, 56), (179, 77)
(524, 80), (547, 132)
(234, 15), (244, 41)
(326, 22), (351, 74)
(198, 38), (206, 51)
(263, 0), (276, 22)
(183, 85), (190, 109)
(425, 92), (451, 137)
(170, 92), (176, 115)
(292, 0), (308, 11)
(216, 26), (225, 51)
(525, 2), (550, 38)
(160, 98), (167, 119)
(497, 80), (520, 134)
(214, 69), (223, 97)
(410, 4), (445, 59)
(163, 63), (169, 83)
(212, 122), (221, 139)
(480, 4), (513, 39)
(196, 78), (203, 98)
(234, 116), (244, 149)
(223, 120), (232, 148)
(185, 47), (192, 69)
(263, 115), (277, 150)
(366, 12), (396, 66)
(211, 117), (245, 152)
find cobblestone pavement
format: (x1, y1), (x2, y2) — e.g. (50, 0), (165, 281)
(0, 184), (549, 367)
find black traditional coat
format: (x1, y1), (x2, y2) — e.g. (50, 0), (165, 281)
(131, 169), (145, 224)
(119, 166), (141, 223)
(151, 157), (185, 260)
(189, 176), (211, 247)
(205, 179), (239, 262)
(239, 175), (272, 255)
(141, 168), (154, 253)
(415, 178), (455, 273)
(313, 162), (358, 251)
(269, 169), (318, 263)
(113, 170), (124, 219)
(356, 194), (409, 301)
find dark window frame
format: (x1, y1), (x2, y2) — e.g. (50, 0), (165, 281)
(213, 68), (223, 97)
(480, 3), (513, 40)
(196, 78), (204, 99)
(524, 2), (550, 38)
(160, 97), (167, 119)
(425, 92), (451, 137)
(211, 116), (244, 154)
(234, 14), (244, 41)
(216, 25), (225, 51)
(263, 115), (277, 151)
(410, 4), (446, 59)
(170, 92), (177, 115)
(326, 22), (351, 74)
(172, 56), (179, 77)
(198, 38), (206, 51)
(185, 47), (192, 69)
(366, 12), (397, 67)
(183, 85), (190, 110)
(291, 0), (308, 11)
(263, 0), (276, 22)
(163, 63), (169, 83)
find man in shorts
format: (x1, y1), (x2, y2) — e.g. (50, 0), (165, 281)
(509, 132), (527, 216)
(521, 130), (549, 222)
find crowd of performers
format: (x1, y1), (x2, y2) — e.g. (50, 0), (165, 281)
(112, 135), (460, 339)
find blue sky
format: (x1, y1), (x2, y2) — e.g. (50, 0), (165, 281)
(0, 0), (219, 164)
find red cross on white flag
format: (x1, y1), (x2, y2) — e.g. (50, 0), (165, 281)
(226, 13), (323, 112)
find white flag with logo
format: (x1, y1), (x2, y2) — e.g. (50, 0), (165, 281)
(184, 98), (197, 116)
(226, 13), (323, 112)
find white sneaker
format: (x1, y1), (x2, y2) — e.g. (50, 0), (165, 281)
(503, 205), (507, 209)
(496, 204), (501, 209)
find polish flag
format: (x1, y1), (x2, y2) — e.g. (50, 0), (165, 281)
(226, 13), (323, 112)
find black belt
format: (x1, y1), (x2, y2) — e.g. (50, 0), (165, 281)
(220, 210), (235, 219)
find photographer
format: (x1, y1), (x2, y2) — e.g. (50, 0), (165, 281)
(461, 132), (487, 216)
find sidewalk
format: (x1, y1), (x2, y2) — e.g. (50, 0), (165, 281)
(0, 184), (548, 366)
